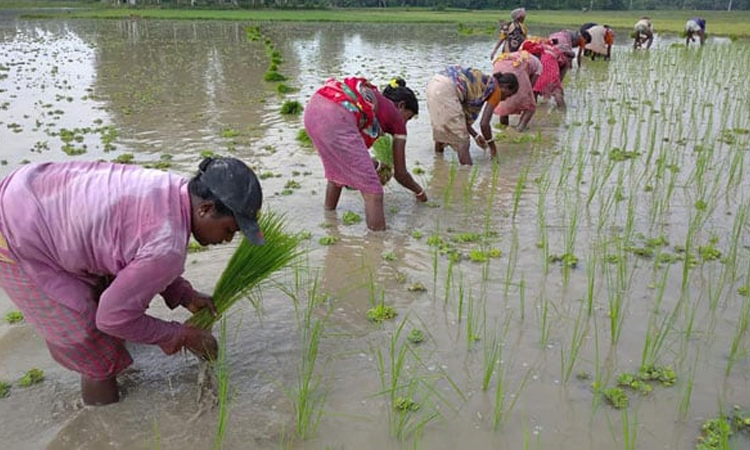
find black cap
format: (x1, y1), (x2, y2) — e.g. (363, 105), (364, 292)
(199, 157), (264, 245)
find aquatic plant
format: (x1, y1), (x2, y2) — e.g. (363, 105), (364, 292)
(603, 387), (629, 409)
(18, 368), (44, 387)
(3, 310), (23, 324)
(406, 329), (425, 344)
(0, 381), (10, 398)
(341, 211), (362, 225)
(186, 211), (301, 330)
(371, 134), (393, 167)
(367, 303), (397, 323)
(317, 236), (337, 246)
(280, 100), (303, 115)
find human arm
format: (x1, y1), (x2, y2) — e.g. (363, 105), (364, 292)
(391, 136), (427, 202)
(479, 89), (502, 159)
(95, 253), (217, 359)
(160, 276), (217, 315)
(490, 38), (505, 61)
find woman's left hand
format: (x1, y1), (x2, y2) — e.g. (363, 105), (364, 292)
(186, 291), (218, 316)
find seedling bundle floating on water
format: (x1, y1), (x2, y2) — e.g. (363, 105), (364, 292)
(186, 211), (302, 330)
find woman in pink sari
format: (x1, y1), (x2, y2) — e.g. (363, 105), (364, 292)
(303, 77), (426, 231)
(521, 39), (567, 109)
(493, 50), (542, 132)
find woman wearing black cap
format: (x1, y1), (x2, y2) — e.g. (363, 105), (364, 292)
(0, 156), (263, 406)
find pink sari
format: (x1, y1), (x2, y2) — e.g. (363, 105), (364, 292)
(492, 51), (541, 116)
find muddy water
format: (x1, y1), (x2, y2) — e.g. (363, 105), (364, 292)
(1, 15), (749, 449)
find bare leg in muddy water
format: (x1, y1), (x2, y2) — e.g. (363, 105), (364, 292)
(81, 376), (119, 405)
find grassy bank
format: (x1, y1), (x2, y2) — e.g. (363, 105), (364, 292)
(10, 5), (750, 37)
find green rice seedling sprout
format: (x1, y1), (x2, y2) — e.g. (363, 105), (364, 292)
(286, 294), (328, 439)
(367, 289), (397, 323)
(264, 70), (286, 82)
(296, 129), (313, 148)
(603, 387), (628, 409)
(561, 295), (590, 383)
(4, 310), (23, 324)
(511, 164), (529, 220)
(279, 100), (303, 115)
(407, 329), (425, 344)
(0, 381), (10, 398)
(19, 368), (44, 387)
(213, 317), (231, 449)
(317, 236), (337, 246)
(341, 210), (362, 225)
(187, 211), (301, 330)
(371, 134), (393, 167)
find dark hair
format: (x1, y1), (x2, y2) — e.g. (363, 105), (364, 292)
(581, 30), (593, 44)
(187, 157), (234, 217)
(493, 72), (519, 96)
(382, 77), (419, 116)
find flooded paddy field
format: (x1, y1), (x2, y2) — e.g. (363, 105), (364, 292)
(1, 15), (749, 449)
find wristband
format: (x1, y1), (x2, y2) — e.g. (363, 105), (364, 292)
(415, 189), (425, 197)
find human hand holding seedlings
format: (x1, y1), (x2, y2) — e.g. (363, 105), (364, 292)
(183, 326), (219, 361)
(185, 291), (218, 316)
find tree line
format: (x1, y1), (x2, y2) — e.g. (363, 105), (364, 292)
(100, 0), (750, 11)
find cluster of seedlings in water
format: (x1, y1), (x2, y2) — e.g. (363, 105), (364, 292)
(281, 179), (302, 196)
(696, 405), (750, 450)
(295, 129), (313, 149)
(187, 240), (208, 254)
(406, 329), (425, 344)
(4, 310), (24, 324)
(18, 368), (44, 387)
(246, 25), (302, 121)
(600, 365), (676, 410)
(366, 303), (397, 323)
(548, 253), (578, 268)
(0, 380), (10, 398)
(426, 230), (501, 263)
(394, 396), (420, 412)
(341, 211), (362, 226)
(407, 281), (427, 292)
(318, 236), (338, 246)
(608, 147), (641, 162)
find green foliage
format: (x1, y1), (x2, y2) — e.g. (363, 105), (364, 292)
(603, 387), (629, 409)
(407, 281), (427, 292)
(296, 129), (313, 148)
(0, 381), (10, 398)
(18, 369), (44, 387)
(4, 310), (23, 324)
(548, 253), (578, 268)
(318, 236), (338, 246)
(264, 70), (286, 82)
(406, 329), (425, 344)
(280, 100), (303, 115)
(371, 134), (393, 167)
(341, 211), (362, 225)
(366, 304), (397, 323)
(276, 83), (297, 94)
(187, 240), (207, 254)
(186, 211), (301, 330)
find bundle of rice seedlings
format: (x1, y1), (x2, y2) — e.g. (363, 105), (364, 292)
(371, 134), (393, 167)
(187, 211), (302, 330)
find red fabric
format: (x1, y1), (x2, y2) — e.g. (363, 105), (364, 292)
(0, 257), (133, 380)
(317, 77), (380, 148)
(373, 90), (407, 136)
(533, 51), (562, 98)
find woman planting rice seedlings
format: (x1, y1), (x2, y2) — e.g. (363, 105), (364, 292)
(425, 65), (519, 165)
(685, 17), (707, 47)
(0, 156), (264, 405)
(489, 7), (529, 61)
(492, 51), (541, 132)
(580, 22), (614, 62)
(633, 16), (654, 50)
(304, 76), (426, 231)
(521, 39), (568, 109)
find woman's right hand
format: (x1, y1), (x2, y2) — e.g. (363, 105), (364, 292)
(182, 325), (219, 361)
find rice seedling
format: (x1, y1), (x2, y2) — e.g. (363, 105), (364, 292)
(187, 211), (302, 330)
(0, 381), (10, 398)
(279, 100), (303, 115)
(371, 134), (393, 167)
(18, 368), (44, 387)
(374, 317), (442, 441)
(213, 317), (231, 449)
(3, 310), (23, 324)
